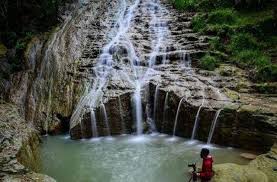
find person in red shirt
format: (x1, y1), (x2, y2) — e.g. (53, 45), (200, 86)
(197, 148), (214, 181)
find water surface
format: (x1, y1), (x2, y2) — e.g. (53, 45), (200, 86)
(41, 134), (249, 182)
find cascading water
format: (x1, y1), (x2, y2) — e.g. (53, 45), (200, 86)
(207, 109), (222, 144)
(133, 83), (143, 135)
(191, 92), (205, 140)
(173, 96), (186, 136)
(70, 0), (183, 137)
(90, 109), (98, 137)
(100, 103), (111, 136)
(153, 84), (160, 123)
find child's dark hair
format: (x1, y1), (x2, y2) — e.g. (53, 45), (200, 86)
(201, 148), (209, 157)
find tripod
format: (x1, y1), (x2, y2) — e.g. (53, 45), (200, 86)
(188, 171), (197, 182)
(188, 163), (197, 182)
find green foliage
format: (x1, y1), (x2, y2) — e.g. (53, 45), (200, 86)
(207, 9), (237, 25)
(176, 0), (276, 82)
(197, 0), (234, 11)
(256, 64), (277, 82)
(172, 0), (196, 10)
(228, 33), (259, 53)
(233, 50), (270, 68)
(191, 15), (205, 32)
(254, 82), (277, 94)
(200, 55), (219, 71)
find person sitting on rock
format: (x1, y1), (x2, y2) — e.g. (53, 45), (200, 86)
(197, 148), (214, 181)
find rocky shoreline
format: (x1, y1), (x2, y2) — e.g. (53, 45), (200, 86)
(213, 144), (277, 182)
(0, 102), (55, 181)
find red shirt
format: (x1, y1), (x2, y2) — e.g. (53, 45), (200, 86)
(199, 155), (213, 180)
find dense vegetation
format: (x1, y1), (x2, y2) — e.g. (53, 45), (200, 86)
(171, 0), (277, 82)
(0, 0), (73, 80)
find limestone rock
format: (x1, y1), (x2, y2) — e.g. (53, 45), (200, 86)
(249, 144), (277, 182)
(0, 102), (56, 181)
(213, 163), (268, 182)
(240, 153), (257, 160)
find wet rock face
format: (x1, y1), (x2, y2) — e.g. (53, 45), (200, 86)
(70, 92), (133, 139)
(3, 0), (274, 152)
(0, 103), (55, 181)
(66, 0), (276, 152)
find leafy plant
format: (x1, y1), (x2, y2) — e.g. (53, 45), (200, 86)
(191, 15), (206, 32)
(207, 9), (238, 25)
(256, 64), (277, 82)
(200, 55), (219, 71)
(172, 0), (196, 11)
(228, 33), (259, 53)
(233, 50), (270, 68)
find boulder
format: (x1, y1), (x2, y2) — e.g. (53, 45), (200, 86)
(213, 163), (268, 182)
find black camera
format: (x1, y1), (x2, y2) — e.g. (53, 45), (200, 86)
(188, 163), (196, 171)
(188, 163), (196, 168)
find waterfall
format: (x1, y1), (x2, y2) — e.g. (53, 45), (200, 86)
(153, 84), (159, 124)
(100, 104), (111, 136)
(207, 109), (222, 144)
(70, 0), (141, 126)
(162, 92), (169, 132)
(118, 96), (126, 134)
(191, 94), (205, 140)
(90, 109), (98, 137)
(173, 96), (186, 136)
(134, 83), (143, 135)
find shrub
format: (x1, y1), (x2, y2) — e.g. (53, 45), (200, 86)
(200, 55), (219, 71)
(197, 0), (234, 11)
(256, 64), (277, 82)
(229, 33), (259, 52)
(207, 9), (238, 25)
(234, 50), (270, 68)
(172, 0), (197, 10)
(191, 15), (206, 32)
(209, 37), (225, 51)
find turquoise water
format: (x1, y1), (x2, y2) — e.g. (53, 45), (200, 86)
(41, 134), (249, 182)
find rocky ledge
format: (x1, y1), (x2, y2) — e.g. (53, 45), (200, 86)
(213, 143), (277, 182)
(0, 102), (55, 181)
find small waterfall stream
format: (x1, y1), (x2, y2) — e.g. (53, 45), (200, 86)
(191, 93), (205, 140)
(207, 109), (222, 144)
(134, 83), (143, 135)
(90, 109), (98, 137)
(173, 96), (186, 136)
(100, 104), (111, 136)
(153, 84), (160, 123)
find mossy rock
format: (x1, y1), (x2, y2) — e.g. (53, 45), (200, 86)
(239, 104), (262, 113)
(218, 65), (236, 76)
(253, 82), (277, 94)
(223, 88), (240, 101)
(213, 163), (268, 182)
